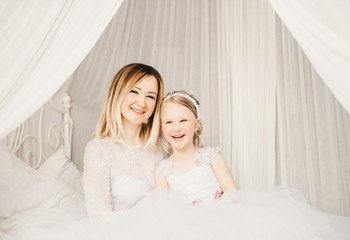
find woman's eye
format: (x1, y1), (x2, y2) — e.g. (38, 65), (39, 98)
(130, 90), (138, 94)
(147, 95), (155, 100)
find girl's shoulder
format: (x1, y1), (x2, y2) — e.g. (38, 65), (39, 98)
(156, 157), (172, 178)
(196, 146), (221, 165)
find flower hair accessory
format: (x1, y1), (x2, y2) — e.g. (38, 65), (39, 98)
(163, 92), (200, 119)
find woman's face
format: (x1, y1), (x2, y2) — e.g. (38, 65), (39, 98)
(121, 75), (158, 127)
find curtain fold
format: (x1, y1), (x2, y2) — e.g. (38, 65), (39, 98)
(268, 0), (350, 114)
(0, 0), (124, 139)
(216, 0), (276, 187)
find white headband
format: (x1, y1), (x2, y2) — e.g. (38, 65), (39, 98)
(163, 92), (200, 119)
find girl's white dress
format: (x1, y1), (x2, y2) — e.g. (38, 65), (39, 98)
(9, 144), (350, 240)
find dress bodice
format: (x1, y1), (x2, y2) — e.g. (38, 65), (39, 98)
(83, 138), (164, 220)
(110, 176), (150, 210)
(157, 147), (222, 203)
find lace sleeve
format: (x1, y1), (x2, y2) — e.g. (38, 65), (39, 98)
(156, 159), (172, 178)
(197, 146), (220, 165)
(83, 139), (112, 221)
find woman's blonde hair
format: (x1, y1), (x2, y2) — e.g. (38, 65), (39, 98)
(95, 63), (164, 149)
(161, 90), (202, 148)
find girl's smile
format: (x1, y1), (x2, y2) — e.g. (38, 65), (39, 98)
(161, 102), (199, 151)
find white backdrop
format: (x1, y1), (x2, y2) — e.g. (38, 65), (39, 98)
(1, 0), (349, 216)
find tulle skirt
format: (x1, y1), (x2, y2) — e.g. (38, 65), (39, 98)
(8, 187), (350, 240)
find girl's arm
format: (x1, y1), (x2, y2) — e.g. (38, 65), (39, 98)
(154, 167), (169, 189)
(212, 153), (237, 192)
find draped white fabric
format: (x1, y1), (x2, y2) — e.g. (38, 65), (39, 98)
(269, 0), (350, 114)
(0, 0), (124, 139)
(215, 0), (276, 187)
(2, 0), (349, 216)
(275, 19), (350, 216)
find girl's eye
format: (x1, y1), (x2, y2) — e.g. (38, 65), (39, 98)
(180, 119), (187, 122)
(130, 90), (138, 94)
(165, 121), (172, 124)
(147, 95), (155, 100)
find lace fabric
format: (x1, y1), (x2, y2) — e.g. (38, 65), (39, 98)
(157, 146), (220, 178)
(156, 146), (222, 203)
(83, 138), (163, 221)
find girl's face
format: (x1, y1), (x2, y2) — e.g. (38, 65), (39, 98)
(161, 102), (199, 151)
(121, 76), (158, 126)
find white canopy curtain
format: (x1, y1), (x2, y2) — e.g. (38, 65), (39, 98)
(269, 0), (350, 216)
(274, 19), (350, 216)
(0, 0), (124, 139)
(269, 0), (350, 114)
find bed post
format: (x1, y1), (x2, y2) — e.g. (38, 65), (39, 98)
(62, 93), (73, 160)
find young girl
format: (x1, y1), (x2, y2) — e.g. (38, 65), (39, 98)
(152, 90), (350, 239)
(155, 90), (237, 203)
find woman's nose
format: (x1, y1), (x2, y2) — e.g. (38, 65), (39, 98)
(136, 95), (146, 108)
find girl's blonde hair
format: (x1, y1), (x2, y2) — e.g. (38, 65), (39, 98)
(161, 90), (203, 148)
(95, 63), (164, 149)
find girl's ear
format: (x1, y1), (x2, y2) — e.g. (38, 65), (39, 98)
(194, 119), (200, 132)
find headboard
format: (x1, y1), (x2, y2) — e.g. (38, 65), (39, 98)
(4, 93), (73, 168)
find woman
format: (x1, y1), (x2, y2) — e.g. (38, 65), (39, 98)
(83, 63), (164, 221)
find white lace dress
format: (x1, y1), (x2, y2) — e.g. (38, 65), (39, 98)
(83, 137), (163, 221)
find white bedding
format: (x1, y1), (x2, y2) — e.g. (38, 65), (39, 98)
(0, 145), (84, 238)
(1, 145), (350, 240)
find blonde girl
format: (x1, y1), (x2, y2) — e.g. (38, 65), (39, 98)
(155, 90), (237, 203)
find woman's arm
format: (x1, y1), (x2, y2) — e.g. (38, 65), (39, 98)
(83, 140), (113, 221)
(211, 152), (237, 192)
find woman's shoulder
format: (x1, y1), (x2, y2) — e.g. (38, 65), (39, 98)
(84, 137), (115, 155)
(196, 146), (221, 165)
(83, 138), (112, 167)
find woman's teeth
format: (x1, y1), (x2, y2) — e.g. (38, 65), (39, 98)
(131, 107), (144, 114)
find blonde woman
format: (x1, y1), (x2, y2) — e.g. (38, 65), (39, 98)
(83, 63), (164, 221)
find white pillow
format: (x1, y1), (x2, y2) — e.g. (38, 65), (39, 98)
(0, 145), (84, 220)
(38, 146), (83, 194)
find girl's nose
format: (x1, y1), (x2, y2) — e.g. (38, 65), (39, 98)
(173, 122), (182, 131)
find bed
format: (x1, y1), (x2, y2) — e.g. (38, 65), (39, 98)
(0, 94), (85, 239)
